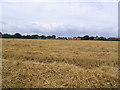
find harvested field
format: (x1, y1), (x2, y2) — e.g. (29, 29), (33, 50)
(2, 39), (119, 88)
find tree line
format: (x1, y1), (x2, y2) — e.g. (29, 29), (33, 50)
(0, 32), (119, 41)
(0, 32), (56, 39)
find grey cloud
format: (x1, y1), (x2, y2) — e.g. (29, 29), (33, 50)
(2, 21), (117, 37)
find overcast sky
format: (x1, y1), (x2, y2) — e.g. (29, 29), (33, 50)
(0, 0), (118, 37)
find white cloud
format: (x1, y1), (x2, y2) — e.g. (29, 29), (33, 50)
(1, 1), (118, 37)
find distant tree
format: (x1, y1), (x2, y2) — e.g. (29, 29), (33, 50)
(0, 32), (2, 38)
(89, 36), (94, 40)
(57, 37), (67, 40)
(77, 36), (81, 38)
(64, 37), (67, 40)
(22, 35), (26, 39)
(98, 36), (107, 41)
(31, 35), (39, 39)
(26, 35), (31, 39)
(46, 35), (52, 39)
(96, 36), (98, 38)
(13, 33), (22, 38)
(82, 35), (89, 40)
(2, 33), (12, 38)
(52, 35), (56, 39)
(58, 37), (61, 39)
(41, 35), (46, 39)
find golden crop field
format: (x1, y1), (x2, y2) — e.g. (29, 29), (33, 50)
(2, 39), (119, 88)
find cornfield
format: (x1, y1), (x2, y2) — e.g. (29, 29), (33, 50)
(2, 39), (119, 88)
